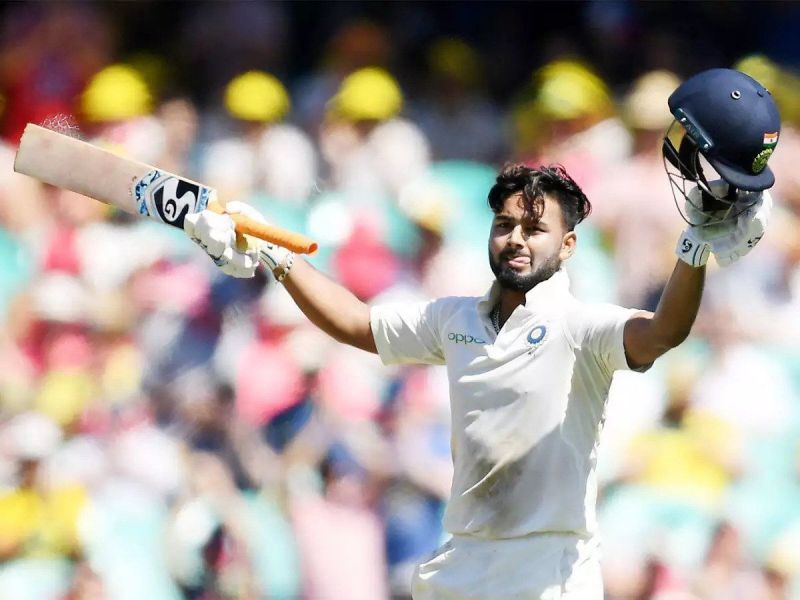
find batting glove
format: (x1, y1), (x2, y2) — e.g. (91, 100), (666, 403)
(707, 190), (771, 267)
(675, 226), (712, 268)
(184, 203), (259, 278)
(224, 201), (295, 281)
(675, 181), (771, 268)
(184, 201), (295, 280)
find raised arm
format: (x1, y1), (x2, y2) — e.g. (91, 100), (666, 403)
(184, 201), (377, 354)
(623, 186), (771, 369)
(280, 257), (376, 353)
(623, 261), (704, 369)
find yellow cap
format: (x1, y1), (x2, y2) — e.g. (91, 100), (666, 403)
(735, 54), (781, 90)
(328, 67), (403, 122)
(126, 52), (170, 98)
(623, 70), (681, 130)
(735, 54), (800, 124)
(224, 70), (290, 123)
(81, 64), (153, 123)
(428, 38), (481, 86)
(534, 59), (613, 120)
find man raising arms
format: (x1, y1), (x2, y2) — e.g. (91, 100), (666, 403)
(184, 68), (777, 598)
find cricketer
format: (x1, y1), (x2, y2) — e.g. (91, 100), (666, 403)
(184, 68), (779, 599)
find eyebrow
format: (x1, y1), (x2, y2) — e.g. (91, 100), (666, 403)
(494, 213), (547, 228)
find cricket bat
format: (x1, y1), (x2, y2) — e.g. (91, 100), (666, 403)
(13, 123), (317, 254)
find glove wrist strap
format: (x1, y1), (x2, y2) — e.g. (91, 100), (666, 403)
(273, 252), (295, 282)
(259, 245), (295, 282)
(676, 228), (710, 267)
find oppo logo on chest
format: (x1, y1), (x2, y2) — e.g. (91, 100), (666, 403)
(447, 332), (486, 345)
(446, 324), (548, 349)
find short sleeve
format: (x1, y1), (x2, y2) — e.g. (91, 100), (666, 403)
(574, 304), (641, 376)
(370, 299), (446, 366)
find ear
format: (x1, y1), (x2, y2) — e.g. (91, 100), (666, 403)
(559, 231), (577, 261)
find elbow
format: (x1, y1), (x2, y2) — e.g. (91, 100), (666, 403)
(648, 314), (694, 351)
(659, 327), (691, 351)
(626, 314), (693, 367)
(634, 333), (685, 368)
(336, 304), (377, 354)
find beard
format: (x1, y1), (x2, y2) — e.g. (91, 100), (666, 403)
(488, 249), (562, 293)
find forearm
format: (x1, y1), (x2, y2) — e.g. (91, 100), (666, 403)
(280, 257), (377, 353)
(185, 204), (377, 351)
(650, 260), (705, 348)
(625, 261), (705, 368)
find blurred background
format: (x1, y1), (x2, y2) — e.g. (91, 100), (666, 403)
(0, 1), (799, 599)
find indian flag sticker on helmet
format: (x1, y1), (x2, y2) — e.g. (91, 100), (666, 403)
(763, 131), (779, 146)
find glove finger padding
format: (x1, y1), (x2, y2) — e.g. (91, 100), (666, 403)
(219, 245), (260, 277)
(224, 200), (268, 223)
(677, 184), (771, 268)
(685, 180), (736, 226)
(223, 201), (294, 279)
(185, 211), (236, 260)
(184, 209), (258, 278)
(225, 200), (268, 256)
(715, 251), (739, 268)
(196, 201), (293, 280)
(710, 190), (771, 267)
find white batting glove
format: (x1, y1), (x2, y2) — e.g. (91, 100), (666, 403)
(184, 203), (259, 278)
(223, 201), (295, 282)
(675, 226), (712, 267)
(708, 190), (771, 267)
(675, 181), (771, 268)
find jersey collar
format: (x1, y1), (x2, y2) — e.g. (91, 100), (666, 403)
(477, 268), (572, 315)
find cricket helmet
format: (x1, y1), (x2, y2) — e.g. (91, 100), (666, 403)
(662, 68), (781, 224)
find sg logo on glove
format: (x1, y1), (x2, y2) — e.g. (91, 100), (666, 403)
(746, 234), (764, 249)
(134, 170), (211, 230)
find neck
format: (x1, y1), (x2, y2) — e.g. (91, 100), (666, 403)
(497, 288), (525, 325)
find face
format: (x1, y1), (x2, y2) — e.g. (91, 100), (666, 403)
(488, 192), (576, 293)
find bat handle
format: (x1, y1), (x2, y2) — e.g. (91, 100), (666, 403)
(208, 201), (318, 255)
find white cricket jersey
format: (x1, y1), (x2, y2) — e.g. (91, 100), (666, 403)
(370, 269), (641, 540)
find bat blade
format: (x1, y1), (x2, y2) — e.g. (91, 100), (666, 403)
(14, 123), (210, 230)
(13, 123), (318, 253)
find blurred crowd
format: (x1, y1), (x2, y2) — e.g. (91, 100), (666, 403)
(0, 2), (799, 599)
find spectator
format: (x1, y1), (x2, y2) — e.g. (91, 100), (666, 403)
(589, 70), (684, 308)
(202, 70), (317, 205)
(412, 37), (505, 163)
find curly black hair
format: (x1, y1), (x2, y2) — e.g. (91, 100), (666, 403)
(487, 164), (592, 232)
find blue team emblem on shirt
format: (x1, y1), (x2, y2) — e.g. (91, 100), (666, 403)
(526, 324), (547, 351)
